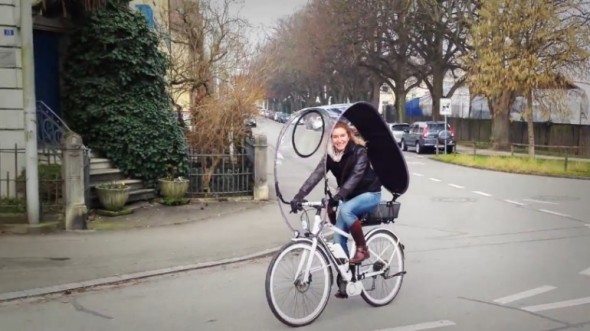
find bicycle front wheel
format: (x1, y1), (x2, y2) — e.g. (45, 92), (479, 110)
(361, 229), (405, 307)
(265, 241), (331, 327)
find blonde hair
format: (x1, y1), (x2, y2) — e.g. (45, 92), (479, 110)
(332, 121), (365, 146)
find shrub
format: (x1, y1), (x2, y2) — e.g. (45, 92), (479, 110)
(16, 163), (63, 204)
(62, 2), (188, 185)
(0, 197), (26, 213)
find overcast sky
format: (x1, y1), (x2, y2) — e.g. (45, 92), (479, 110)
(236, 0), (309, 44)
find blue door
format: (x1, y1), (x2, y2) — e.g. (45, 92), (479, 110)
(33, 30), (61, 117)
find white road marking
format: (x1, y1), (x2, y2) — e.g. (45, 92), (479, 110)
(580, 267), (590, 276)
(373, 320), (456, 331)
(504, 199), (525, 206)
(523, 199), (559, 205)
(415, 155), (425, 159)
(472, 191), (492, 197)
(413, 173), (424, 177)
(407, 161), (426, 165)
(522, 297), (590, 312)
(539, 209), (571, 218)
(493, 286), (556, 304)
(429, 178), (442, 182)
(448, 184), (464, 189)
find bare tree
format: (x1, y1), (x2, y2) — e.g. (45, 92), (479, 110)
(161, 0), (263, 193)
(325, 0), (422, 122)
(165, 0), (251, 109)
(258, 4), (375, 112)
(411, 0), (475, 120)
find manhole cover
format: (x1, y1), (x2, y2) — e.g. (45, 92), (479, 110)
(531, 195), (580, 202)
(431, 197), (477, 203)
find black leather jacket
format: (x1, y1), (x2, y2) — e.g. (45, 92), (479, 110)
(296, 143), (381, 200)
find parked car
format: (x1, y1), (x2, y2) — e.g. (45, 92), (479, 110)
(289, 113), (305, 125)
(400, 121), (455, 154)
(389, 123), (409, 146)
(244, 117), (257, 128)
(265, 110), (275, 119)
(309, 116), (324, 130)
(276, 112), (290, 123)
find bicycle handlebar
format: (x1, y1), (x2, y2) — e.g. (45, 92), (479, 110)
(299, 200), (325, 208)
(277, 193), (326, 212)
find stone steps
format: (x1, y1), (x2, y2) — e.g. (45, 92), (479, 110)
(89, 168), (124, 182)
(90, 158), (113, 169)
(88, 155), (156, 208)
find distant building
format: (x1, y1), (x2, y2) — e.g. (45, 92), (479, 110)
(402, 73), (589, 124)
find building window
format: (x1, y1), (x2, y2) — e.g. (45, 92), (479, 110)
(135, 4), (155, 30)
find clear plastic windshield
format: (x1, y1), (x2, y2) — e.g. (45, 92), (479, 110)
(273, 108), (336, 231)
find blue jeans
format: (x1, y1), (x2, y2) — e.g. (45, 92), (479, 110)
(333, 192), (381, 257)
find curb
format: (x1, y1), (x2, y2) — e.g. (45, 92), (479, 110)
(0, 246), (282, 303)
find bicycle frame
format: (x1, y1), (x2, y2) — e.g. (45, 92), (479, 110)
(294, 200), (402, 288)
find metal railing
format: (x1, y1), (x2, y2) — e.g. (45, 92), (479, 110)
(36, 101), (72, 150)
(0, 145), (64, 218)
(187, 144), (254, 197)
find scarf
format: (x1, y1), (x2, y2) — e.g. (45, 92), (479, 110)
(327, 141), (345, 162)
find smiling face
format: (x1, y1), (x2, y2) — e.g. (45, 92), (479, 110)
(331, 126), (350, 152)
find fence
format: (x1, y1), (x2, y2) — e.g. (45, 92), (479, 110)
(446, 118), (590, 157)
(0, 145), (65, 220)
(186, 143), (254, 197)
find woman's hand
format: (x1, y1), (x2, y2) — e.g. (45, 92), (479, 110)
(290, 195), (307, 213)
(329, 194), (343, 207)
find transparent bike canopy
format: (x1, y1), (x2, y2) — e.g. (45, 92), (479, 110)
(274, 107), (337, 231)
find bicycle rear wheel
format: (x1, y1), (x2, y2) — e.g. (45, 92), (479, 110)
(265, 241), (331, 327)
(360, 229), (405, 306)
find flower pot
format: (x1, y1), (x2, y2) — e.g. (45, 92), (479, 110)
(158, 179), (189, 200)
(95, 187), (130, 211)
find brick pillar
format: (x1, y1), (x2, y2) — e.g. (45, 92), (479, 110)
(252, 134), (268, 201)
(62, 133), (88, 230)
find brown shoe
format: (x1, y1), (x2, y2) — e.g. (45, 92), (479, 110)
(350, 246), (369, 264)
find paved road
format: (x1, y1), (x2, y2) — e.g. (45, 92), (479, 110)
(1, 117), (589, 331)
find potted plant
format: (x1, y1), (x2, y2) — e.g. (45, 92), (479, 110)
(158, 165), (190, 205)
(95, 181), (130, 212)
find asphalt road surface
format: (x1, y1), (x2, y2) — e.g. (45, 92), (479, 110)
(1, 117), (588, 331)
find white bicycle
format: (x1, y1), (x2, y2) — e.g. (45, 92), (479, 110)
(265, 197), (406, 327)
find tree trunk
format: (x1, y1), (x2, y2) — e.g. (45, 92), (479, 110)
(394, 82), (406, 123)
(201, 155), (222, 194)
(526, 90), (535, 157)
(370, 81), (381, 108)
(489, 91), (514, 150)
(431, 65), (444, 121)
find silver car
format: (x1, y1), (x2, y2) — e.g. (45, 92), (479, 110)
(390, 123), (409, 146)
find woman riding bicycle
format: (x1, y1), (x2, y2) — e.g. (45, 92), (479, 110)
(290, 121), (382, 265)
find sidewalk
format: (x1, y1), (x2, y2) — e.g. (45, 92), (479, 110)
(0, 199), (291, 301)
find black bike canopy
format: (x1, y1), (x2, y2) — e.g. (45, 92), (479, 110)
(341, 102), (409, 195)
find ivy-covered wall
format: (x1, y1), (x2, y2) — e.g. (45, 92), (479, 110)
(62, 2), (187, 184)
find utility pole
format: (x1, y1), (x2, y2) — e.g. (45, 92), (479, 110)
(21, 0), (40, 224)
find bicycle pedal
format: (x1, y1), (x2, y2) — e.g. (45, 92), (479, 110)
(334, 291), (348, 299)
